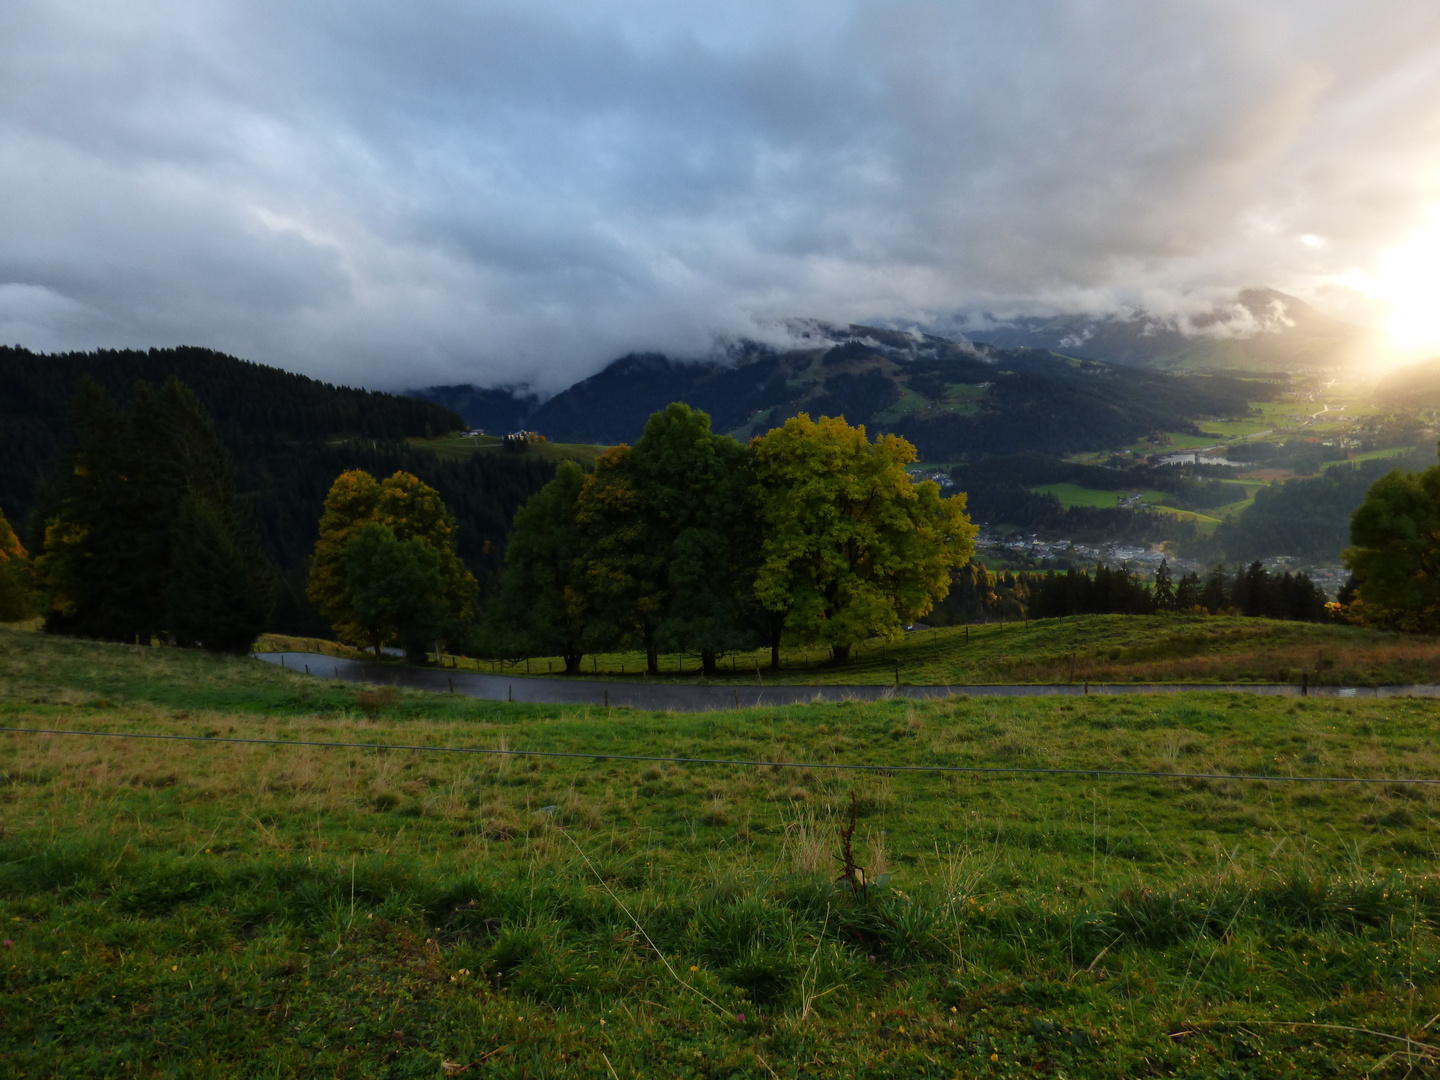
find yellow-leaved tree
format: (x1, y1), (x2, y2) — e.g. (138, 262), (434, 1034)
(751, 413), (976, 664)
(307, 470), (476, 657)
(0, 504), (34, 621)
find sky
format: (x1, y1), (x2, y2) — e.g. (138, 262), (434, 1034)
(3, 1), (1440, 391)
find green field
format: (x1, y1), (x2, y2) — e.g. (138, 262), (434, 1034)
(8, 627), (1440, 1076)
(1030, 483), (1125, 508)
(411, 433), (610, 467)
(455, 614), (1440, 689)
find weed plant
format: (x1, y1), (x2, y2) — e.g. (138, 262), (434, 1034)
(4, 628), (1440, 1075)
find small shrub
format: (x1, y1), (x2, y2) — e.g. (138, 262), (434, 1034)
(356, 687), (399, 718)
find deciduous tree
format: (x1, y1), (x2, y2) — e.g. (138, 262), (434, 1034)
(630, 403), (756, 675)
(571, 445), (667, 672)
(489, 460), (590, 673)
(342, 524), (449, 660)
(308, 469), (476, 654)
(751, 413), (976, 664)
(0, 504), (33, 622)
(1344, 457), (1440, 630)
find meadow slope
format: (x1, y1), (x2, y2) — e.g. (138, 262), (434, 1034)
(4, 627), (1440, 1077)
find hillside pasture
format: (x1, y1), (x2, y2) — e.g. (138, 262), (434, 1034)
(5, 628), (1440, 1076)
(469, 614), (1440, 691)
(411, 432), (609, 468)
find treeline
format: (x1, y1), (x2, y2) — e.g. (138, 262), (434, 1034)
(486, 405), (975, 672)
(1, 347), (557, 633)
(925, 559), (1330, 623)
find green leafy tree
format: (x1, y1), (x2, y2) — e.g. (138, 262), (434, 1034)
(565, 404), (760, 675)
(751, 413), (976, 664)
(308, 469), (476, 654)
(572, 445), (667, 672)
(1344, 455), (1440, 630)
(489, 460), (591, 673)
(342, 524), (449, 661)
(1200, 565), (1229, 614)
(631, 403), (757, 675)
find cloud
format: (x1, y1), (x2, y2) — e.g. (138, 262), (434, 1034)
(2, 0), (1440, 389)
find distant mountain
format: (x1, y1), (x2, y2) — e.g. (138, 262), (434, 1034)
(970, 289), (1361, 372)
(406, 384), (539, 434)
(410, 323), (1264, 461)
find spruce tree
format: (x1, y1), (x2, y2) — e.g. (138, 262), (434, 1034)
(167, 496), (271, 652)
(36, 376), (271, 646)
(1153, 559), (1175, 611)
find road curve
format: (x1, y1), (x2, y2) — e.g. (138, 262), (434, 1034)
(253, 653), (1440, 712)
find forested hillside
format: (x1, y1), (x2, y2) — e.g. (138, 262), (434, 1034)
(1207, 449), (1436, 564)
(0, 347), (556, 633)
(417, 325), (1260, 459)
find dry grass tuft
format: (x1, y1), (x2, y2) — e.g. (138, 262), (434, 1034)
(356, 688), (399, 718)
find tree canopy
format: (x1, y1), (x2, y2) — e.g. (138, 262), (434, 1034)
(308, 469), (476, 656)
(492, 405), (977, 670)
(751, 413), (976, 662)
(488, 460), (591, 673)
(1343, 452), (1440, 630)
(32, 377), (270, 650)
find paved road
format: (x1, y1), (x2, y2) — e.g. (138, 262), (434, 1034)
(253, 653), (1440, 711)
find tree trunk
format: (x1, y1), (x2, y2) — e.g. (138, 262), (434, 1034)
(832, 643), (851, 665)
(645, 629), (659, 675)
(563, 650), (582, 675)
(701, 650), (717, 676)
(769, 625), (782, 670)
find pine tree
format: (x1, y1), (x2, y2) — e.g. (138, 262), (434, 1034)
(1153, 559), (1175, 611)
(35, 376), (271, 645)
(167, 496), (271, 652)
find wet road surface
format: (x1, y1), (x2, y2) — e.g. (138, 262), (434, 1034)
(253, 653), (1440, 711)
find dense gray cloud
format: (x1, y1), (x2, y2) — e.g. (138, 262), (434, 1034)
(2, 1), (1439, 389)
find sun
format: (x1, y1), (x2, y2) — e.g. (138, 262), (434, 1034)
(1353, 209), (1440, 358)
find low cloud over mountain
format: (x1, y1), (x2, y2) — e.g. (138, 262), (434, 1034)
(3, 2), (1439, 389)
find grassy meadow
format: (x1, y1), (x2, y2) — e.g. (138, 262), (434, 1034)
(6, 626), (1440, 1076)
(446, 614), (1440, 690)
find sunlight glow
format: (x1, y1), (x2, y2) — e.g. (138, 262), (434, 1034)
(1349, 209), (1440, 358)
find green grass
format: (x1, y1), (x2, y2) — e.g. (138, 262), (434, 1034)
(7, 628), (1440, 1076)
(411, 433), (610, 467)
(1324, 445), (1421, 469)
(1195, 419), (1273, 439)
(1030, 483), (1123, 508)
(477, 614), (1440, 690)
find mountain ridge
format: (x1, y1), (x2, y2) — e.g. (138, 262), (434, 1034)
(410, 322), (1264, 461)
